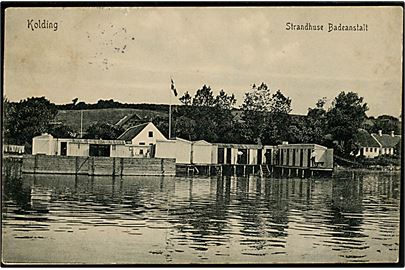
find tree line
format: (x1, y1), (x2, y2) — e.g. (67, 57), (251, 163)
(3, 83), (401, 158)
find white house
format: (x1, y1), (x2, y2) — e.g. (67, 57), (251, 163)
(117, 122), (168, 156)
(356, 129), (401, 158)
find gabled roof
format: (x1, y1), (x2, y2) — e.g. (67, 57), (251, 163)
(372, 133), (401, 148)
(115, 113), (142, 127)
(117, 123), (149, 141)
(356, 129), (380, 148)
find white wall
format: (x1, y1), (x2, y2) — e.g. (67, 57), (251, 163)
(32, 134), (54, 155)
(249, 149), (257, 165)
(193, 144), (213, 164)
(131, 122), (168, 146)
(357, 147), (380, 158)
(68, 142), (90, 156)
(155, 139), (192, 164)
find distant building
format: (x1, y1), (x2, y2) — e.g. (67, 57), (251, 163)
(114, 113), (143, 130)
(356, 129), (401, 158)
(3, 144), (25, 155)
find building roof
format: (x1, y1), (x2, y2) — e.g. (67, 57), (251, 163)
(277, 143), (327, 149)
(215, 143), (262, 149)
(372, 133), (401, 148)
(117, 123), (149, 141)
(356, 129), (380, 148)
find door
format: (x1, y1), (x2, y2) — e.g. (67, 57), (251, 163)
(292, 149), (296, 166)
(60, 142), (67, 156)
(89, 144), (111, 157)
(237, 149), (248, 164)
(264, 149), (272, 164)
(299, 149), (304, 167)
(257, 149), (262, 165)
(218, 148), (225, 164)
(307, 149), (311, 167)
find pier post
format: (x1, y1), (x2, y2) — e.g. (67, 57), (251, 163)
(112, 157), (116, 176)
(301, 169), (305, 178)
(34, 155), (38, 174)
(243, 165), (246, 176)
(252, 166), (255, 175)
(233, 165), (236, 176)
(120, 158), (124, 177)
(281, 167), (284, 177)
(91, 157), (95, 176)
(75, 156), (79, 175)
(288, 168), (291, 177)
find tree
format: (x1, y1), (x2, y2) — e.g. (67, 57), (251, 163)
(192, 85), (215, 107)
(84, 122), (124, 140)
(179, 91), (192, 106)
(326, 91), (368, 156)
(241, 83), (292, 144)
(371, 115), (401, 135)
(175, 86), (238, 142)
(4, 97), (58, 146)
(305, 97), (328, 144)
(48, 124), (76, 138)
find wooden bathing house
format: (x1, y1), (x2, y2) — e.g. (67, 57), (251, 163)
(154, 138), (218, 174)
(275, 143), (334, 177)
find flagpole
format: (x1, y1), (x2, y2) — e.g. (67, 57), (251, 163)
(169, 93), (172, 139)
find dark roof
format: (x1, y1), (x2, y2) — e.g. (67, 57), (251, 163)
(117, 123), (149, 141)
(356, 129), (380, 148)
(115, 113), (142, 127)
(372, 133), (401, 148)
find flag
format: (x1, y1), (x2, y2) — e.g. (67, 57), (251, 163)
(171, 78), (178, 97)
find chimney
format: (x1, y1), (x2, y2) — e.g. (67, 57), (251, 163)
(378, 130), (382, 136)
(391, 131), (395, 137)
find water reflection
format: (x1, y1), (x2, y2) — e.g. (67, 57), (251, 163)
(2, 170), (400, 264)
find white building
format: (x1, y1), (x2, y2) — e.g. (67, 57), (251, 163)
(356, 129), (401, 158)
(155, 138), (218, 165)
(32, 122), (166, 158)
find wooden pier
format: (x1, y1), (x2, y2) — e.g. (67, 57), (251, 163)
(176, 163), (333, 178)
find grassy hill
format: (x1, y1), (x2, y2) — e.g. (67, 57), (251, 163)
(54, 108), (167, 132)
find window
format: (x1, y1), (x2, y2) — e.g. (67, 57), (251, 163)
(112, 145), (116, 150)
(78, 143), (81, 149)
(148, 131), (153, 138)
(139, 142), (145, 145)
(139, 149), (144, 155)
(365, 147), (368, 152)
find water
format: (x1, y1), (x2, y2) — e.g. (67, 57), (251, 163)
(2, 170), (400, 264)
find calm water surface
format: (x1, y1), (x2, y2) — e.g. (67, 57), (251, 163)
(2, 170), (400, 264)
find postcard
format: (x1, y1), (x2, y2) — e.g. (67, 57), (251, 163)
(2, 3), (403, 266)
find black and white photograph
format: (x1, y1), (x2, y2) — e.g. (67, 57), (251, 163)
(1, 3), (403, 265)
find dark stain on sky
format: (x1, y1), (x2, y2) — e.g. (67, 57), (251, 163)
(87, 23), (136, 71)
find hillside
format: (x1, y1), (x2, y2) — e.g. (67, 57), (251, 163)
(54, 108), (167, 131)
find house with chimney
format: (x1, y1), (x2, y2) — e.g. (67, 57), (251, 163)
(356, 129), (401, 158)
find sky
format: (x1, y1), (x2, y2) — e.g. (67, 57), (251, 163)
(4, 6), (403, 117)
